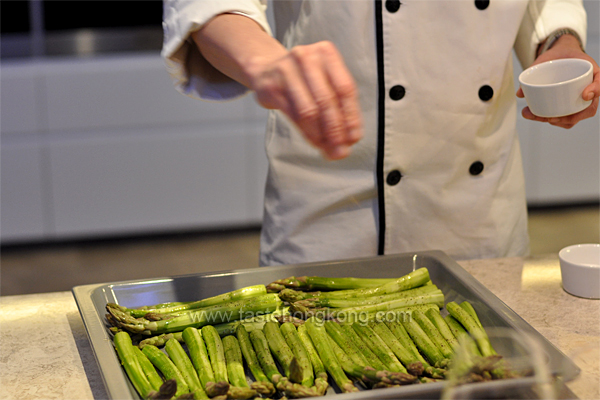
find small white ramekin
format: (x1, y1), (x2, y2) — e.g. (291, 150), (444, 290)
(519, 59), (593, 118)
(559, 244), (600, 299)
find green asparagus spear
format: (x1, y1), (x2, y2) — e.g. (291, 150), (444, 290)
(324, 292), (444, 320)
(262, 321), (295, 378)
(203, 382), (229, 399)
(165, 338), (208, 399)
(225, 386), (259, 399)
(325, 333), (418, 386)
(444, 315), (482, 357)
(142, 344), (190, 398)
(181, 328), (215, 390)
(248, 329), (320, 398)
(248, 330), (281, 382)
(296, 324), (329, 395)
(295, 285), (441, 308)
(305, 318), (358, 393)
(211, 305), (290, 337)
(460, 301), (484, 328)
(291, 302), (440, 323)
(139, 332), (184, 349)
(279, 268), (431, 303)
(137, 300), (189, 310)
(132, 346), (164, 391)
(146, 379), (180, 400)
(384, 321), (446, 379)
(425, 308), (460, 351)
(351, 322), (407, 373)
(235, 325), (276, 396)
(280, 322), (315, 387)
(384, 321), (427, 364)
(107, 294), (283, 335)
(446, 302), (496, 357)
(411, 310), (454, 359)
(114, 331), (157, 399)
(324, 321), (370, 367)
(201, 325), (229, 384)
(368, 322), (424, 376)
(339, 323), (387, 371)
(119, 285), (268, 317)
(400, 315), (447, 367)
(267, 276), (399, 292)
(222, 335), (251, 388)
(366, 304), (440, 323)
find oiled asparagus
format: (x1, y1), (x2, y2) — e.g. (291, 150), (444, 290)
(446, 302), (496, 357)
(262, 321), (295, 378)
(107, 294), (282, 335)
(305, 318), (358, 393)
(279, 268), (431, 303)
(400, 316), (448, 367)
(201, 325), (229, 384)
(384, 320), (446, 378)
(351, 322), (407, 373)
(267, 276), (398, 292)
(165, 338), (208, 399)
(295, 285), (441, 309)
(142, 344), (190, 398)
(425, 308), (460, 351)
(324, 332), (418, 386)
(115, 285), (268, 318)
(297, 324), (329, 395)
(368, 321), (425, 376)
(132, 346), (163, 391)
(248, 329), (320, 398)
(182, 328), (215, 390)
(411, 310), (454, 359)
(235, 325), (276, 396)
(114, 331), (157, 399)
(280, 322), (315, 387)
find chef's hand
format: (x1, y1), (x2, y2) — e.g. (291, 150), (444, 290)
(247, 41), (363, 160)
(193, 14), (363, 160)
(516, 34), (599, 129)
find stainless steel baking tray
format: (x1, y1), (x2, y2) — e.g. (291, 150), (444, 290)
(72, 250), (580, 399)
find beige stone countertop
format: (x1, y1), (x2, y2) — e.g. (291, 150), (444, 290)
(1, 254), (598, 399)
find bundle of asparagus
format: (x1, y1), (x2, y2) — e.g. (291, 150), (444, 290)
(107, 268), (514, 399)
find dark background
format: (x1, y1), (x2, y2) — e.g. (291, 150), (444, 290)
(1, 0), (162, 34)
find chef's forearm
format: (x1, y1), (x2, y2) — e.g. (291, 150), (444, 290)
(191, 13), (288, 90)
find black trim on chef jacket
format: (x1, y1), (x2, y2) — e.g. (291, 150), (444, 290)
(375, 0), (386, 255)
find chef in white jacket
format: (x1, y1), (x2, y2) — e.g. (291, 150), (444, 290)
(162, 0), (598, 266)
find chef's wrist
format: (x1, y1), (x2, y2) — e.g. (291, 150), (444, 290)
(536, 28), (584, 58)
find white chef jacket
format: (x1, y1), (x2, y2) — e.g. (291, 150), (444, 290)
(162, 0), (587, 265)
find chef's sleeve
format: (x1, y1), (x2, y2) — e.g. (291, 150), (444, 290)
(514, 0), (587, 69)
(161, 0), (271, 101)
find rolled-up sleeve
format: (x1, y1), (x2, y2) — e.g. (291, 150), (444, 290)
(514, 0), (587, 69)
(162, 0), (271, 101)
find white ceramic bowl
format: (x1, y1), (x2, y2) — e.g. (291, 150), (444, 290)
(559, 244), (600, 299)
(519, 59), (593, 118)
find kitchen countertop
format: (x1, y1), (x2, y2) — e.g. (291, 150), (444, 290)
(1, 254), (598, 399)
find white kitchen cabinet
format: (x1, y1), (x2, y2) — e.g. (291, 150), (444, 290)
(41, 55), (250, 132)
(0, 69), (43, 134)
(1, 53), (268, 244)
(0, 135), (48, 240)
(48, 123), (254, 237)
